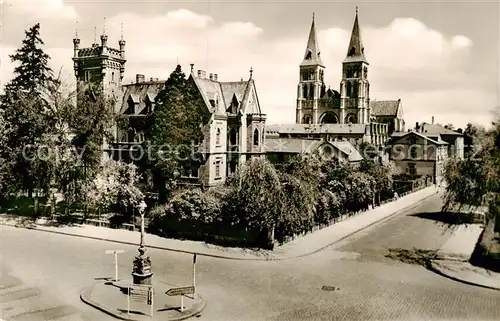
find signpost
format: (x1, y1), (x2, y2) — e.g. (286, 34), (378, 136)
(105, 249), (125, 282)
(192, 254), (196, 291)
(166, 286), (195, 312)
(127, 284), (154, 317)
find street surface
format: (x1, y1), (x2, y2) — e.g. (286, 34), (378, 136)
(2, 193), (500, 321)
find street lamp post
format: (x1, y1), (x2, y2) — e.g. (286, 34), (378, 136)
(132, 200), (153, 285)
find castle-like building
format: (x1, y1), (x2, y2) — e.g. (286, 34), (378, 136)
(72, 32), (266, 187)
(71, 9), (406, 187)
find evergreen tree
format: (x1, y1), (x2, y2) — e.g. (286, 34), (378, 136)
(0, 23), (56, 204)
(145, 65), (210, 201)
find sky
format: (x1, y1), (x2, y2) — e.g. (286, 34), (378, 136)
(1, 0), (499, 130)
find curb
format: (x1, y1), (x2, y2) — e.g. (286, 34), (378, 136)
(1, 187), (437, 261)
(80, 281), (206, 321)
(428, 260), (500, 292)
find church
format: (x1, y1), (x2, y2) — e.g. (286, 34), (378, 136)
(71, 8), (406, 187)
(265, 9), (405, 163)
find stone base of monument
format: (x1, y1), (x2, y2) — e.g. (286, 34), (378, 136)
(132, 272), (153, 285)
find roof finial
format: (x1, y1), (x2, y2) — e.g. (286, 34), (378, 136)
(120, 22), (124, 40)
(313, 12), (315, 22)
(103, 17), (106, 35)
(75, 21), (79, 38)
(94, 26), (97, 43)
(190, 63), (194, 73)
(249, 66), (253, 79)
(356, 6), (358, 15)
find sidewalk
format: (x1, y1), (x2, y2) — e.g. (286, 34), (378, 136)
(0, 186), (437, 261)
(429, 224), (500, 291)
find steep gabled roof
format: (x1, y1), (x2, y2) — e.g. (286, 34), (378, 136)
(371, 99), (400, 117)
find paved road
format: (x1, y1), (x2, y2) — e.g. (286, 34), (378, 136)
(1, 192), (500, 321)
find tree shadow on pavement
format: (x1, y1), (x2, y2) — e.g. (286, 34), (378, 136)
(409, 211), (482, 233)
(385, 248), (440, 268)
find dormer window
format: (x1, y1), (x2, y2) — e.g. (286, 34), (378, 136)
(127, 97), (135, 114)
(349, 47), (356, 56)
(305, 50), (312, 59)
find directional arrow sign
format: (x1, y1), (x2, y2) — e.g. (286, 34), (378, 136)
(106, 249), (125, 255)
(165, 286), (195, 296)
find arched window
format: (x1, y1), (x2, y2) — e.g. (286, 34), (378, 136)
(303, 115), (312, 124)
(216, 128), (221, 145)
(309, 84), (314, 99)
(303, 84), (308, 99)
(230, 128), (237, 145)
(111, 72), (115, 82)
(320, 112), (338, 124)
(253, 129), (259, 146)
(346, 114), (356, 124)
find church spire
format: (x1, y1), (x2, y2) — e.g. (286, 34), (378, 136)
(301, 13), (324, 67)
(344, 7), (368, 64)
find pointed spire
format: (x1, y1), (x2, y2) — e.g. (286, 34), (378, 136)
(344, 7), (368, 64)
(301, 13), (324, 67)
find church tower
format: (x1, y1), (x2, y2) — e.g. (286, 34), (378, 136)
(72, 24), (126, 113)
(339, 8), (370, 124)
(296, 13), (326, 124)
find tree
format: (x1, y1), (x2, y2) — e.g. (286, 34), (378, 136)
(85, 159), (144, 222)
(443, 115), (500, 231)
(359, 159), (395, 205)
(146, 65), (210, 201)
(0, 23), (57, 213)
(223, 158), (283, 229)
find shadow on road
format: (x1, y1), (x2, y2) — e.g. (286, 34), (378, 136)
(385, 248), (439, 268)
(410, 211), (479, 226)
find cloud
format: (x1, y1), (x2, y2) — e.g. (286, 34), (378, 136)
(7, 0), (78, 20)
(0, 9), (492, 129)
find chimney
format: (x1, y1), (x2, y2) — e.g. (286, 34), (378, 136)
(431, 116), (434, 124)
(415, 122), (419, 131)
(209, 73), (214, 80)
(136, 74), (145, 83)
(213, 73), (218, 81)
(197, 70), (206, 78)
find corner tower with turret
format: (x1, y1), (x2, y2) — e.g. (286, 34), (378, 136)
(296, 13), (326, 124)
(340, 8), (370, 125)
(72, 26), (126, 113)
